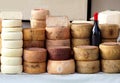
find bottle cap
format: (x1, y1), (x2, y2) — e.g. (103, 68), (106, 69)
(94, 12), (98, 21)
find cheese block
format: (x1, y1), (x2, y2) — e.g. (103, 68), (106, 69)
(99, 24), (119, 38)
(72, 39), (90, 47)
(47, 46), (71, 60)
(1, 56), (22, 65)
(76, 60), (100, 74)
(23, 40), (45, 48)
(102, 60), (120, 73)
(1, 32), (23, 40)
(71, 23), (93, 38)
(2, 40), (23, 48)
(24, 62), (46, 74)
(31, 9), (49, 20)
(99, 42), (120, 60)
(47, 59), (75, 74)
(24, 48), (47, 63)
(1, 48), (22, 57)
(46, 27), (70, 40)
(1, 65), (23, 74)
(46, 39), (70, 48)
(31, 19), (46, 28)
(2, 20), (22, 27)
(73, 46), (99, 61)
(102, 38), (117, 43)
(2, 27), (22, 32)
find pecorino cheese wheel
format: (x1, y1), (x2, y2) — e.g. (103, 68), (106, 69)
(24, 48), (47, 63)
(102, 60), (120, 73)
(47, 59), (75, 74)
(76, 60), (100, 74)
(73, 46), (99, 61)
(47, 46), (71, 60)
(71, 23), (93, 38)
(24, 62), (46, 74)
(99, 24), (119, 38)
(99, 42), (120, 60)
(102, 38), (117, 43)
(46, 27), (70, 40)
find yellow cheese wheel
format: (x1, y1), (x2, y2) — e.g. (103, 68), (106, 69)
(73, 45), (99, 60)
(102, 38), (117, 43)
(47, 59), (75, 74)
(99, 42), (120, 60)
(76, 60), (100, 74)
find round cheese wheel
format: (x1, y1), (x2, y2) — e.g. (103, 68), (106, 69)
(2, 40), (23, 48)
(1, 32), (23, 40)
(99, 24), (119, 38)
(73, 45), (99, 60)
(24, 62), (46, 74)
(102, 60), (120, 73)
(71, 23), (93, 38)
(72, 39), (90, 47)
(31, 9), (49, 20)
(99, 42), (120, 60)
(76, 60), (100, 74)
(24, 48), (47, 63)
(2, 27), (22, 32)
(1, 65), (23, 74)
(102, 38), (117, 43)
(2, 20), (22, 27)
(47, 59), (75, 74)
(1, 56), (22, 65)
(47, 46), (71, 60)
(1, 48), (22, 57)
(46, 27), (70, 39)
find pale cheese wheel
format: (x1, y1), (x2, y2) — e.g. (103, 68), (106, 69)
(2, 40), (23, 48)
(1, 56), (22, 65)
(2, 27), (22, 32)
(24, 62), (46, 74)
(2, 20), (22, 27)
(1, 65), (23, 74)
(73, 46), (99, 61)
(102, 60), (120, 73)
(1, 48), (22, 57)
(99, 42), (120, 60)
(76, 60), (100, 74)
(99, 24), (119, 38)
(102, 38), (117, 43)
(71, 23), (93, 38)
(47, 59), (75, 74)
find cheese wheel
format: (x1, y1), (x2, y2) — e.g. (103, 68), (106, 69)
(2, 27), (22, 32)
(24, 48), (47, 62)
(72, 39), (90, 47)
(71, 23), (93, 38)
(99, 24), (119, 38)
(76, 61), (100, 74)
(23, 28), (31, 40)
(102, 60), (120, 73)
(1, 32), (23, 40)
(46, 27), (70, 39)
(31, 19), (46, 28)
(1, 56), (22, 65)
(2, 40), (23, 48)
(73, 46), (99, 61)
(99, 42), (120, 60)
(46, 39), (70, 48)
(47, 46), (71, 60)
(23, 40), (45, 48)
(24, 62), (46, 74)
(2, 20), (22, 27)
(47, 59), (75, 74)
(102, 38), (117, 43)
(31, 9), (49, 20)
(1, 48), (22, 57)
(1, 65), (23, 74)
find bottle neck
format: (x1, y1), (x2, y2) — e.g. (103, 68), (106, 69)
(94, 20), (98, 25)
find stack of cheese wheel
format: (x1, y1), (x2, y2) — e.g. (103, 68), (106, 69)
(100, 42), (120, 73)
(99, 24), (119, 43)
(46, 16), (75, 74)
(31, 9), (49, 28)
(1, 11), (23, 74)
(74, 45), (100, 74)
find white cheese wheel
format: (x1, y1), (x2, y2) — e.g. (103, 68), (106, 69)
(1, 56), (22, 65)
(2, 27), (22, 32)
(1, 65), (23, 74)
(1, 48), (22, 57)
